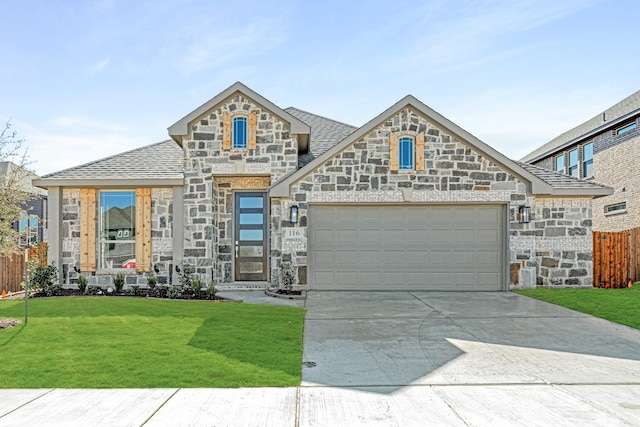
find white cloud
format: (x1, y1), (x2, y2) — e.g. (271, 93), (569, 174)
(88, 57), (111, 73)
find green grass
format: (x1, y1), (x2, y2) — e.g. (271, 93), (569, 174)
(0, 297), (305, 388)
(515, 285), (640, 330)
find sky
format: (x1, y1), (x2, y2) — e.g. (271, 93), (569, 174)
(1, 0), (639, 176)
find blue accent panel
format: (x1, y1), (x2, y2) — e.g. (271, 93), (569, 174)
(233, 116), (247, 149)
(399, 137), (414, 170)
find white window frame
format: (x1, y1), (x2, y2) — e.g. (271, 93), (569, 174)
(398, 136), (415, 171)
(99, 190), (136, 270)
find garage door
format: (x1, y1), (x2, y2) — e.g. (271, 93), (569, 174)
(308, 205), (505, 291)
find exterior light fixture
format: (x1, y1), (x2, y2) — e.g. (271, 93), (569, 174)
(290, 205), (299, 224)
(518, 205), (531, 224)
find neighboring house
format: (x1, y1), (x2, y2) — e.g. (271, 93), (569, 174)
(0, 161), (48, 246)
(33, 82), (611, 289)
(521, 90), (640, 232)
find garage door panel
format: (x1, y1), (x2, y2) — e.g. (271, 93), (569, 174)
(309, 205), (504, 291)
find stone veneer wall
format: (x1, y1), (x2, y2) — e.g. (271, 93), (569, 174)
(271, 107), (594, 289)
(60, 188), (174, 287)
(181, 94), (299, 284)
(510, 197), (593, 287)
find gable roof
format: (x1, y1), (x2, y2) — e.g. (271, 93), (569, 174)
(284, 107), (357, 167)
(168, 81), (311, 149)
(33, 140), (183, 188)
(521, 89), (640, 163)
(271, 95), (559, 197)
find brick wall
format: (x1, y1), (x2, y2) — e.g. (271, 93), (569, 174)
(591, 137), (640, 231)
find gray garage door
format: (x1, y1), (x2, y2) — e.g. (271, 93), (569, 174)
(308, 205), (505, 291)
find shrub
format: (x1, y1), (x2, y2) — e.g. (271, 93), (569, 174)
(155, 285), (168, 299)
(29, 263), (60, 297)
(130, 285), (141, 296)
(113, 273), (125, 292)
(206, 282), (217, 300)
(279, 261), (297, 293)
(86, 285), (103, 296)
(77, 275), (87, 293)
(179, 265), (193, 289)
(191, 277), (202, 298)
(167, 285), (182, 299)
(146, 274), (157, 290)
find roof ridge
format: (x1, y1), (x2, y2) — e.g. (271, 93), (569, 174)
(285, 106), (358, 130)
(41, 139), (176, 178)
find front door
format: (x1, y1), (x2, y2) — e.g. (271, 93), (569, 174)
(234, 192), (268, 281)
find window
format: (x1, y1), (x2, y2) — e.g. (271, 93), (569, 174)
(616, 122), (637, 135)
(99, 191), (135, 269)
(233, 116), (247, 149)
(555, 154), (565, 174)
(582, 142), (593, 177)
(605, 202), (626, 214)
(398, 137), (414, 170)
(18, 214), (38, 247)
(568, 149), (579, 177)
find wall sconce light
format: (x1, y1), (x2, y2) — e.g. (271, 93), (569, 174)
(290, 205), (299, 224)
(518, 205), (531, 224)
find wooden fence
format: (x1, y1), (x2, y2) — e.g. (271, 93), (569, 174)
(0, 244), (48, 294)
(0, 252), (25, 294)
(593, 227), (640, 288)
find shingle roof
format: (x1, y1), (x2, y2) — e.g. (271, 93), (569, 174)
(39, 140), (183, 181)
(517, 162), (611, 195)
(521, 89), (640, 163)
(285, 107), (357, 167)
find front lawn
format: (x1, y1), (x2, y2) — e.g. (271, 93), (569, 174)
(0, 297), (305, 388)
(515, 285), (640, 330)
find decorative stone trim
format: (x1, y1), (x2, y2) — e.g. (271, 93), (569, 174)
(62, 238), (79, 252)
(214, 176), (270, 189)
(510, 236), (592, 252)
(152, 188), (173, 199)
(152, 238), (173, 252)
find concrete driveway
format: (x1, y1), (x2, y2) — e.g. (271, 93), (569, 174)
(300, 291), (640, 425)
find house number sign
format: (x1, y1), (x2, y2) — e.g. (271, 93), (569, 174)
(283, 228), (306, 240)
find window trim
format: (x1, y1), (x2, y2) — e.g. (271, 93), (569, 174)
(567, 148), (579, 177)
(398, 136), (415, 171)
(555, 153), (565, 174)
(604, 202), (627, 215)
(98, 189), (136, 271)
(582, 142), (593, 178)
(616, 122), (637, 136)
(232, 115), (248, 150)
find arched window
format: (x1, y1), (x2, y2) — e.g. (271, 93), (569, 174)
(398, 136), (414, 170)
(233, 116), (247, 149)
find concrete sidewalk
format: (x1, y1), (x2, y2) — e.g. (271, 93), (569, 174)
(2, 291), (640, 426)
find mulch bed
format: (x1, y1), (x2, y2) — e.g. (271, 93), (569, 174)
(0, 318), (21, 330)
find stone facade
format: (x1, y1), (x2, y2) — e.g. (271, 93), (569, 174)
(59, 187), (174, 287)
(271, 107), (593, 289)
(510, 197), (593, 287)
(180, 94), (299, 284)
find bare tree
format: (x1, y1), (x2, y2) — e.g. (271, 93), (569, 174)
(0, 120), (34, 254)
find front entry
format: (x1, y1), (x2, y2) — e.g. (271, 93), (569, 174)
(234, 192), (268, 281)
